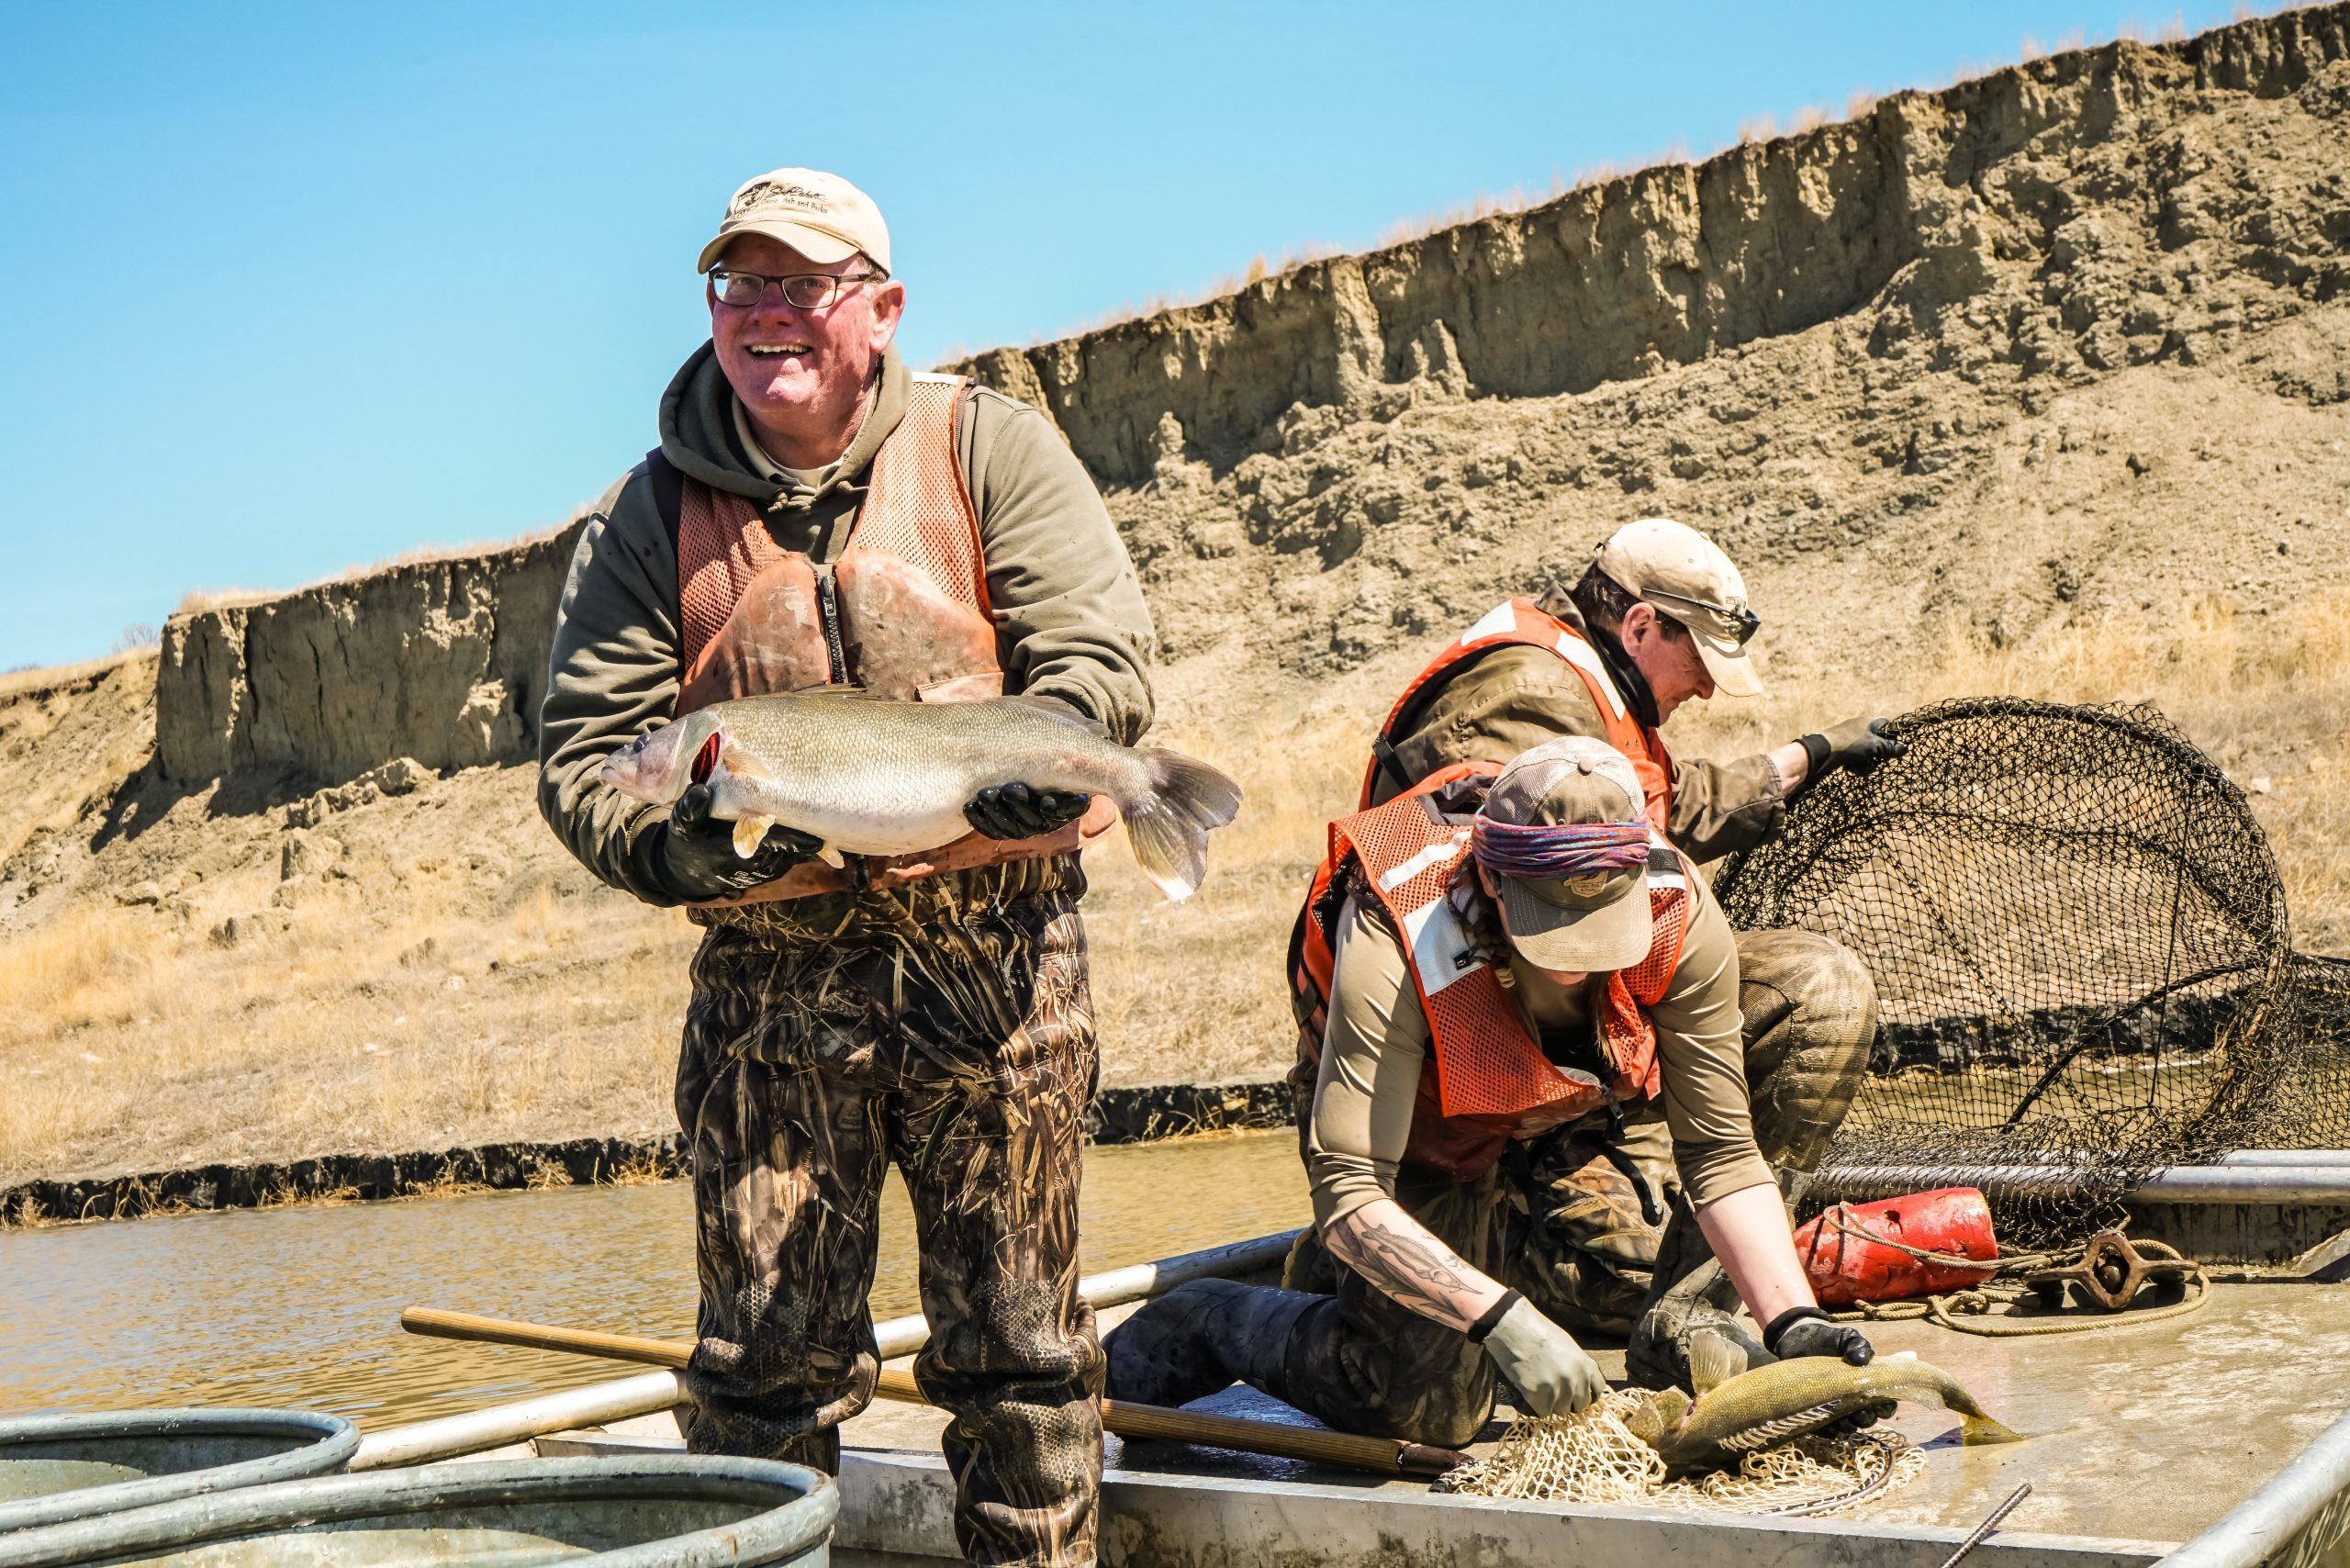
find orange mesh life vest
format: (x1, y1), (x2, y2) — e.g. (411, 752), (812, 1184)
(676, 373), (1000, 708)
(1365, 597), (1675, 824)
(1289, 599), (1678, 1072)
(668, 373), (1116, 904)
(1293, 769), (1695, 1181)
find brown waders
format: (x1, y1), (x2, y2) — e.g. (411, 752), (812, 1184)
(1102, 928), (1874, 1445)
(676, 857), (1102, 1568)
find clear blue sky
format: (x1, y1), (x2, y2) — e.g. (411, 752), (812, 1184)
(0, 1), (2267, 671)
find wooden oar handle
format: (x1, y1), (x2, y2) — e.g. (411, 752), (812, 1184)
(402, 1305), (1463, 1479)
(399, 1306), (691, 1371)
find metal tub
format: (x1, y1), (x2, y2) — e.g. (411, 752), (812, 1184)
(0, 1410), (358, 1533)
(0, 1456), (835, 1568)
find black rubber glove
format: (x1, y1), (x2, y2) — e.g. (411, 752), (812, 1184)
(1799, 716), (1908, 782)
(1765, 1307), (1875, 1366)
(654, 780), (822, 902)
(965, 781), (1091, 840)
(1765, 1310), (1888, 1435)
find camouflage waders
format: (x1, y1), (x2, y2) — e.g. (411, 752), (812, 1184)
(1504, 1112), (1677, 1336)
(675, 857), (1102, 1568)
(1112, 927), (1875, 1448)
(1512, 929), (1876, 1338)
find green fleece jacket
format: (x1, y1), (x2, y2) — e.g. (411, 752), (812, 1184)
(537, 344), (1158, 904)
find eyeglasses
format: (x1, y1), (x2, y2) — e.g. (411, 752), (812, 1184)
(709, 267), (882, 310)
(1642, 588), (1762, 646)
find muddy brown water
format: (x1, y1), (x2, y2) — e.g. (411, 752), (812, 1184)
(0, 1129), (1308, 1430)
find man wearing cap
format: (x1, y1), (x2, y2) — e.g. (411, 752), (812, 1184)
(538, 168), (1155, 1568)
(1104, 736), (1878, 1444)
(1313, 516), (1899, 1390)
(1366, 517), (1901, 846)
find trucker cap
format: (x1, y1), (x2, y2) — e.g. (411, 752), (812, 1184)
(1474, 736), (1655, 973)
(1592, 518), (1763, 698)
(698, 168), (892, 275)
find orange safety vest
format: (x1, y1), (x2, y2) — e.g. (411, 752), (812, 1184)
(673, 372), (1115, 905)
(1290, 598), (1677, 1066)
(1298, 772), (1695, 1181)
(1361, 597), (1676, 822)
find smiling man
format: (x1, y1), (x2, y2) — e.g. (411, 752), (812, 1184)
(536, 168), (1155, 1568)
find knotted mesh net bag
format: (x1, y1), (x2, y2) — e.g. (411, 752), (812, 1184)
(1711, 697), (2350, 1248)
(1437, 1391), (1926, 1515)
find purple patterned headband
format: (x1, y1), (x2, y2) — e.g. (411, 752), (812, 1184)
(1470, 816), (1650, 880)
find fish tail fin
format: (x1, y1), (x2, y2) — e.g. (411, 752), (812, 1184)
(1120, 749), (1244, 902)
(1959, 1413), (2024, 1445)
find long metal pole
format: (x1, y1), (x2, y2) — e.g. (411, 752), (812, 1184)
(1815, 1163), (2350, 1204)
(2218, 1149), (2350, 1168)
(351, 1371), (686, 1472)
(2158, 1405), (2350, 1568)
(352, 1229), (1300, 1471)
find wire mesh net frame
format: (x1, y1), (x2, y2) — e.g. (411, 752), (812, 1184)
(1711, 697), (2350, 1249)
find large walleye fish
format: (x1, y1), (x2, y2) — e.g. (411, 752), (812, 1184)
(1623, 1344), (2021, 1473)
(600, 691), (1244, 901)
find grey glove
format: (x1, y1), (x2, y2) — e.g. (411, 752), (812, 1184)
(1799, 716), (1907, 782)
(1479, 1294), (1608, 1417)
(653, 779), (822, 902)
(965, 781), (1091, 840)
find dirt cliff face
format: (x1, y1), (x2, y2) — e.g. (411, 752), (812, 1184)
(956, 7), (2350, 688)
(5, 6), (2348, 1186)
(158, 527), (583, 787)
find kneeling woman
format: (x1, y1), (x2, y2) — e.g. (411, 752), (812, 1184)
(1107, 736), (1878, 1446)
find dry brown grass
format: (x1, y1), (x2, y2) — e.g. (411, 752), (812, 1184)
(1, 592), (2341, 1185)
(0, 771), (703, 1187)
(171, 523), (584, 623)
(1080, 590), (2350, 1090)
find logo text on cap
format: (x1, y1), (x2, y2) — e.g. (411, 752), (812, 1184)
(734, 181), (832, 216)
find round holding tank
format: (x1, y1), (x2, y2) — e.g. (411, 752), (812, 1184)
(0, 1409), (358, 1534)
(0, 1454), (836, 1568)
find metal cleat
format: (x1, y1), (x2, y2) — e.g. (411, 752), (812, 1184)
(2023, 1230), (2199, 1312)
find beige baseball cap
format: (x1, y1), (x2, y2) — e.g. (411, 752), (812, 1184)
(1476, 736), (1654, 973)
(1593, 517), (1763, 698)
(697, 168), (892, 275)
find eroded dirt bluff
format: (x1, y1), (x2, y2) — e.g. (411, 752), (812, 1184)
(156, 528), (582, 786)
(134, 6), (2350, 795)
(954, 6), (2350, 684)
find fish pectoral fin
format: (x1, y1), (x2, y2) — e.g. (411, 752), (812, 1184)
(732, 815), (778, 858)
(1685, 1326), (1755, 1394)
(817, 843), (847, 869)
(720, 745), (778, 782)
(1621, 1391), (1678, 1447)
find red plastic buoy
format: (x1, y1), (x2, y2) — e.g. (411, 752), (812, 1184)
(1793, 1187), (1998, 1305)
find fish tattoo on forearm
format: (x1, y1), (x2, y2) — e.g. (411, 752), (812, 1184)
(1334, 1213), (1487, 1332)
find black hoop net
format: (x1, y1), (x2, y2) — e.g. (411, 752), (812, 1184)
(1712, 698), (2350, 1248)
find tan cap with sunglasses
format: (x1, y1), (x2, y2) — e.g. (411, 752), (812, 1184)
(698, 167), (892, 276)
(1592, 517), (1763, 698)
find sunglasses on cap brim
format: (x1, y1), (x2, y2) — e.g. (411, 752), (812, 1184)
(1642, 588), (1762, 647)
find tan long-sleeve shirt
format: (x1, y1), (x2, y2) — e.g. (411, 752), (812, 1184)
(1303, 872), (1774, 1233)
